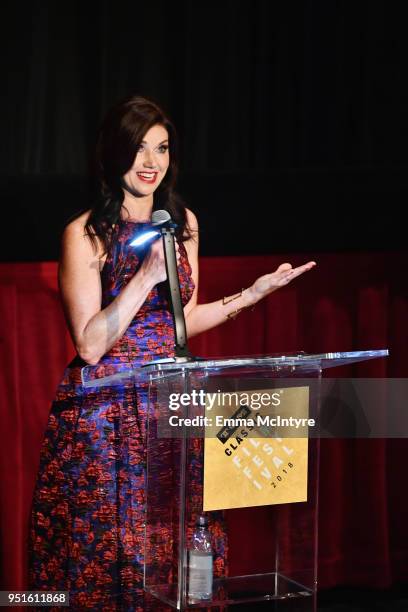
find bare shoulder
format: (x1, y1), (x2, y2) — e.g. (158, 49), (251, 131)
(63, 210), (91, 241)
(185, 207), (199, 231)
(61, 210), (104, 261)
(185, 208), (199, 247)
(183, 208), (199, 276)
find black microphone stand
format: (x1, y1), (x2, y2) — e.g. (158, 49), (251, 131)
(159, 222), (192, 362)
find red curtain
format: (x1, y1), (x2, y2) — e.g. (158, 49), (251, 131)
(1, 253), (407, 591)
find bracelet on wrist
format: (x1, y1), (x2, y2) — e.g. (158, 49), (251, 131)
(222, 289), (244, 305)
(223, 288), (255, 320)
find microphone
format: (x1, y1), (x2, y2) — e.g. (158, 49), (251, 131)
(132, 209), (192, 362)
(129, 210), (176, 247)
(152, 209), (174, 227)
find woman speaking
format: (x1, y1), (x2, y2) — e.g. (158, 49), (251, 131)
(28, 95), (315, 610)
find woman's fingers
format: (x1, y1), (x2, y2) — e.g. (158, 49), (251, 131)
(276, 263), (293, 273)
(250, 261), (316, 302)
(291, 261), (316, 276)
(279, 261), (316, 282)
(151, 240), (181, 265)
(175, 242), (181, 263)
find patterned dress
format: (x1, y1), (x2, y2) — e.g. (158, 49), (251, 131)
(28, 220), (225, 610)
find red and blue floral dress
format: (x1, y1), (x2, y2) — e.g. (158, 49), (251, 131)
(28, 220), (226, 610)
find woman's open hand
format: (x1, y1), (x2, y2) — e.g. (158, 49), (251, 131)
(247, 261), (316, 304)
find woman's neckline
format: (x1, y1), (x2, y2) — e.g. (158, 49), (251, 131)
(119, 217), (151, 224)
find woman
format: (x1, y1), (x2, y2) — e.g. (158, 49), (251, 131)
(28, 95), (315, 610)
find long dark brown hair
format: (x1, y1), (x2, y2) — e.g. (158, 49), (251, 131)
(82, 95), (190, 253)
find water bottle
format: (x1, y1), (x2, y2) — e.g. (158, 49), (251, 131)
(188, 515), (213, 601)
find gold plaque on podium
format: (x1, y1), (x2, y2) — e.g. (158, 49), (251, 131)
(203, 387), (310, 511)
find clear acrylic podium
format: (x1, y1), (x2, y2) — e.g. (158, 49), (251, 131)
(81, 350), (388, 611)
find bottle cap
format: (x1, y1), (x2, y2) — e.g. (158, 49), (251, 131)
(196, 515), (208, 528)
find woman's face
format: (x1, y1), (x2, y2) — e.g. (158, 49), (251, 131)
(123, 123), (170, 197)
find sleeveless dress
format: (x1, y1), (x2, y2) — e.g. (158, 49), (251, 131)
(28, 220), (226, 610)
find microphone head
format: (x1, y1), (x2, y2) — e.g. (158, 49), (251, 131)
(152, 209), (172, 226)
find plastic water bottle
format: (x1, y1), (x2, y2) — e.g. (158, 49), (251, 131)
(188, 515), (213, 601)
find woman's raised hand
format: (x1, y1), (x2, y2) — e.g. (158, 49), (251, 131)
(247, 261), (316, 304)
(140, 239), (181, 285)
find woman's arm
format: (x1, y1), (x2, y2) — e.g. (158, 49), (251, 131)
(59, 212), (175, 365)
(183, 210), (316, 338)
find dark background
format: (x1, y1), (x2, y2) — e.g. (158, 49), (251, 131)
(1, 0), (407, 261)
(1, 3), (408, 609)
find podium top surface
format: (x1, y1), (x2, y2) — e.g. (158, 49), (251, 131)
(81, 349), (388, 388)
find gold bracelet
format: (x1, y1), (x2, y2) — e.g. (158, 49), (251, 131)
(226, 304), (256, 320)
(224, 288), (256, 320)
(226, 307), (245, 320)
(222, 289), (244, 305)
